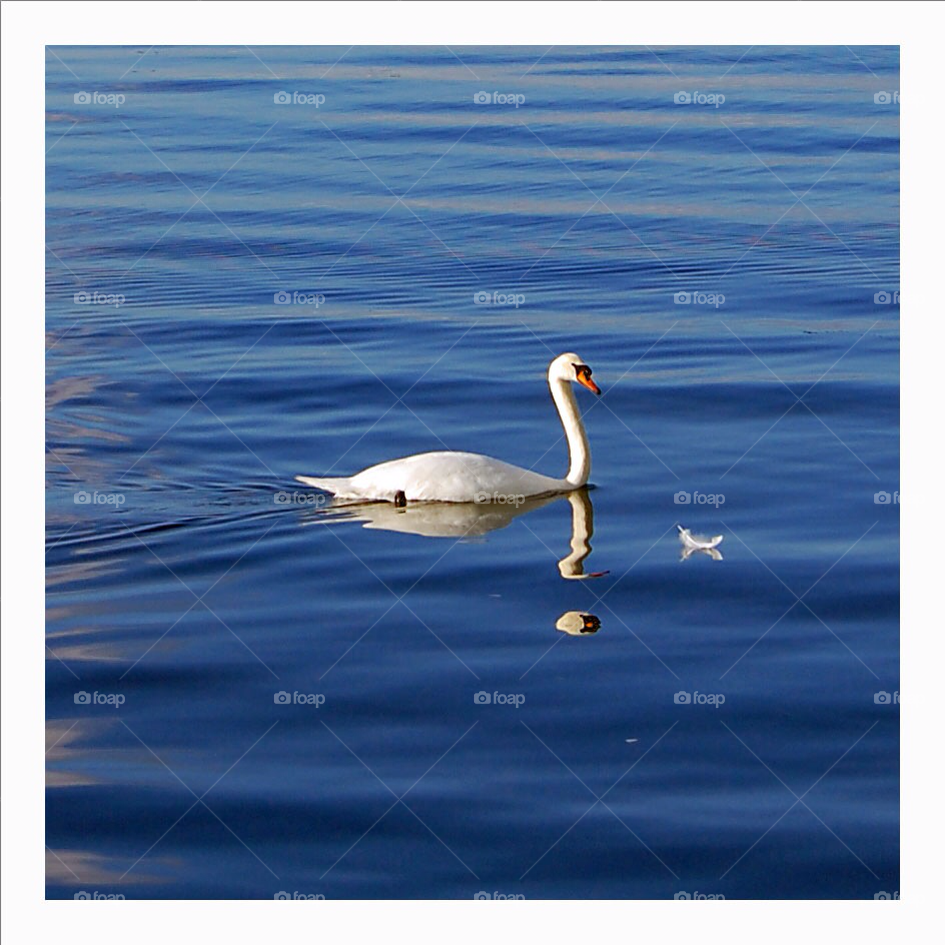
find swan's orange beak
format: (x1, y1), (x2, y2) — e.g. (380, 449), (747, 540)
(576, 368), (601, 396)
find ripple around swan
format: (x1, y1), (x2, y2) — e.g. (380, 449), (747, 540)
(46, 45), (898, 899)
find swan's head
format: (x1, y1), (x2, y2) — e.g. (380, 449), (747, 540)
(549, 352), (601, 395)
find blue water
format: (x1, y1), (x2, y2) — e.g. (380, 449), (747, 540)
(46, 46), (899, 900)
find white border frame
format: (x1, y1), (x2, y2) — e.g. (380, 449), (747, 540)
(4, 1), (932, 940)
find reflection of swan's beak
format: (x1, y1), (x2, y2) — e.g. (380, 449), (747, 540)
(556, 611), (601, 635)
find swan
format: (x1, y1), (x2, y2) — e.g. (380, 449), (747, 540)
(295, 352), (601, 503)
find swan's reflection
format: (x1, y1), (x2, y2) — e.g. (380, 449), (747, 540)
(300, 490), (606, 638)
(305, 492), (560, 539)
(300, 487), (607, 580)
(558, 489), (609, 580)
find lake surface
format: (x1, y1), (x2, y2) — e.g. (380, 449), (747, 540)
(46, 45), (899, 899)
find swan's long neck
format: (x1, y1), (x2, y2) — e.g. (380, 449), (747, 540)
(550, 377), (591, 486)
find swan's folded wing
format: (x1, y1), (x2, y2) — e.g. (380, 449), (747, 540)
(346, 451), (567, 503)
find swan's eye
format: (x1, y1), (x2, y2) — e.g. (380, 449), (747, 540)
(573, 363), (601, 395)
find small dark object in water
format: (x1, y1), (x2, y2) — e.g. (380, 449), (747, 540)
(393, 490), (407, 507)
(581, 614), (601, 633)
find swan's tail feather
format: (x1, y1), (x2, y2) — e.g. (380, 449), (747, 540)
(295, 475), (350, 495)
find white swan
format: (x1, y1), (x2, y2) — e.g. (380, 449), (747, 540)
(296, 352), (601, 503)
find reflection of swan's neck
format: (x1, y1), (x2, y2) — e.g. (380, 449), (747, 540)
(558, 489), (594, 579)
(550, 377), (590, 486)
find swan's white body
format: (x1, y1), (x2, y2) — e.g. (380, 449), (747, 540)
(296, 352), (600, 503)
